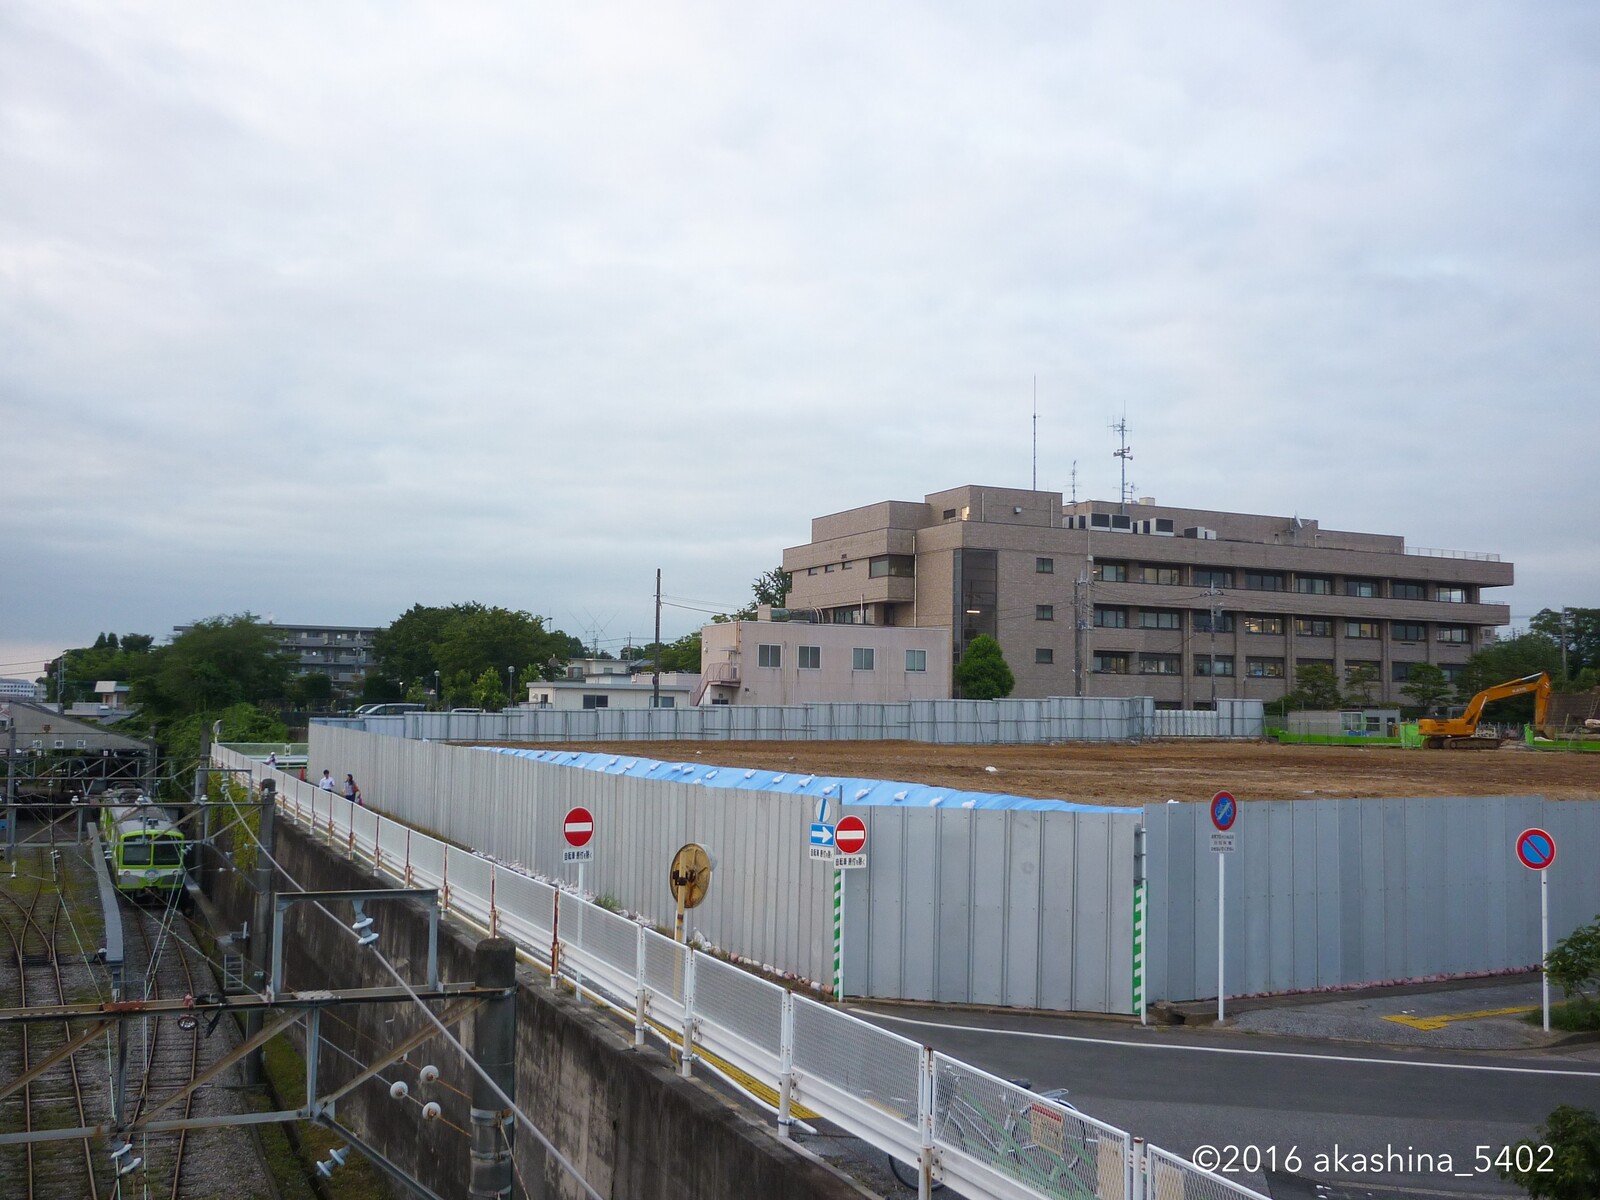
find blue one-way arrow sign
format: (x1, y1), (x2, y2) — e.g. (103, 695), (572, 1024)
(810, 822), (836, 861)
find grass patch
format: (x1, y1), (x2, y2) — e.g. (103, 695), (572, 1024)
(261, 1038), (390, 1200)
(1525, 997), (1600, 1032)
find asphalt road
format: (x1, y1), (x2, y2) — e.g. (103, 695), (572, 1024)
(848, 1005), (1600, 1198)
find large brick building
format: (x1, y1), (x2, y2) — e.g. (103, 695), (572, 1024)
(782, 485), (1512, 706)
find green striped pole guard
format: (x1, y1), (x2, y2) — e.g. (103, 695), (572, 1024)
(833, 865), (844, 1000)
(1132, 879), (1146, 1020)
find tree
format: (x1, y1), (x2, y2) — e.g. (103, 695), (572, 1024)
(132, 614), (293, 720)
(954, 635), (1014, 700)
(1399, 663), (1453, 713)
(1343, 663), (1379, 706)
(1498, 1106), (1600, 1199)
(161, 702), (289, 795)
(371, 604), (455, 685)
(1530, 608), (1600, 682)
(121, 633), (155, 654)
(1456, 633), (1562, 722)
(371, 603), (574, 696)
(1282, 664), (1343, 711)
(469, 667), (507, 711)
(753, 567), (792, 609)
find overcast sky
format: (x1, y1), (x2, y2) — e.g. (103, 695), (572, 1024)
(3, 2), (1596, 680)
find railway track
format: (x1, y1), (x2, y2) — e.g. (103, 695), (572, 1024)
(2, 844), (280, 1199)
(0, 863), (109, 1200)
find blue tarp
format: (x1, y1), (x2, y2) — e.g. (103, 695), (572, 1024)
(481, 746), (1121, 814)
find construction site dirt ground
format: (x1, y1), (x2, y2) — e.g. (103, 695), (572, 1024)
(525, 740), (1600, 804)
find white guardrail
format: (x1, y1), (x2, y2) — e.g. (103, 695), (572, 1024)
(223, 748), (1267, 1200)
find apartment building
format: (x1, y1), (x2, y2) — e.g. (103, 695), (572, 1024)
(171, 623), (379, 687)
(782, 486), (1513, 707)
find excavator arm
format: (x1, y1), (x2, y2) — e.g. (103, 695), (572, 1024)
(1419, 672), (1551, 747)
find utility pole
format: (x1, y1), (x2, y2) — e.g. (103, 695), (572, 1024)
(1074, 557), (1094, 697)
(1111, 416), (1133, 514)
(5, 720), (15, 861)
(653, 569), (662, 710)
(1560, 608), (1570, 681)
(1205, 584), (1223, 709)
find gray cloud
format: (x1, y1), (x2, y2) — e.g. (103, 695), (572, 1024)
(3, 2), (1595, 675)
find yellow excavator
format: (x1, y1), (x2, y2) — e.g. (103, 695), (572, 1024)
(1417, 671), (1551, 749)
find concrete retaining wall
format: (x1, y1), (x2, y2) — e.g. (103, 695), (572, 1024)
(207, 823), (862, 1200)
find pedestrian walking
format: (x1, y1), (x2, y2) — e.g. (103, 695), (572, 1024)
(319, 770), (335, 791)
(344, 774), (362, 806)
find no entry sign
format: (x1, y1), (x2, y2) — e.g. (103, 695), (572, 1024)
(563, 806), (595, 864)
(1516, 827), (1555, 871)
(835, 815), (867, 855)
(563, 807), (595, 848)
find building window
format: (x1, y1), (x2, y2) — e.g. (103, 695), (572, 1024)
(1036, 605), (1054, 621)
(1437, 586), (1467, 603)
(1036, 557), (1054, 574)
(823, 563), (834, 573)
(1093, 652), (1130, 674)
(1392, 581), (1426, 600)
(1436, 625), (1471, 644)
(652, 696), (677, 708)
(1392, 622), (1425, 642)
(807, 567), (818, 576)
(1441, 663), (1467, 683)
(581, 694), (609, 709)
(1195, 655), (1235, 677)
(852, 647), (875, 670)
(840, 560), (852, 570)
(1139, 609), (1181, 629)
(1345, 578), (1379, 598)
(1243, 616), (1284, 635)
(869, 555), (916, 578)
(798, 645), (821, 669)
(1345, 621), (1381, 640)
(1093, 606), (1127, 628)
(1139, 653), (1180, 675)
(1193, 611), (1235, 633)
(1094, 561), (1127, 583)
(1294, 575), (1332, 595)
(1294, 618), (1332, 638)
(1246, 657), (1285, 678)
(1139, 565), (1180, 585)
(1391, 662), (1416, 682)
(1345, 660), (1381, 681)
(1296, 657), (1333, 672)
(1194, 569), (1233, 589)
(904, 649), (927, 672)
(1035, 648), (1055, 664)
(757, 644), (782, 668)
(943, 508), (958, 520)
(1244, 571), (1284, 592)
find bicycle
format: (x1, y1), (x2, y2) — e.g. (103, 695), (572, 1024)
(889, 1079), (1097, 1196)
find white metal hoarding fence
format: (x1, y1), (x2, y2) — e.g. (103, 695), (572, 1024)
(224, 747), (1268, 1200)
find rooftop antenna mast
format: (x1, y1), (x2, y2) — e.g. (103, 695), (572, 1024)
(1110, 412), (1133, 514)
(1068, 459), (1079, 505)
(1031, 375), (1038, 492)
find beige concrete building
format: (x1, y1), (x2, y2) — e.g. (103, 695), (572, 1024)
(782, 486), (1513, 707)
(699, 614), (951, 705)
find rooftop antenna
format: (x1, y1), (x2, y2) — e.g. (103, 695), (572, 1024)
(1110, 412), (1133, 513)
(1068, 459), (1079, 505)
(1031, 375), (1038, 492)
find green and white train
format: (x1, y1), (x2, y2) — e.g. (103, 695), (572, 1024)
(100, 791), (187, 894)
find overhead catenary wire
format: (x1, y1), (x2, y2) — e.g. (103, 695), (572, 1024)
(219, 782), (606, 1200)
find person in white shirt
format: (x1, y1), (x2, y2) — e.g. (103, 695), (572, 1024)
(319, 770), (335, 791)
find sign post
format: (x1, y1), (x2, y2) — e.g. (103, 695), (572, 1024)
(1210, 791), (1238, 1024)
(1517, 827), (1556, 1033)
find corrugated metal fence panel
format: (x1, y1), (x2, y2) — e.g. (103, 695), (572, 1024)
(1145, 794), (1600, 1002)
(367, 695), (1258, 745)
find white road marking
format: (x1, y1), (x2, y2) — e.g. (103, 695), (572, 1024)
(854, 1010), (1600, 1078)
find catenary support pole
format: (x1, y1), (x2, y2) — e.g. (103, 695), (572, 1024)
(469, 937), (517, 1199)
(244, 780), (278, 1084)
